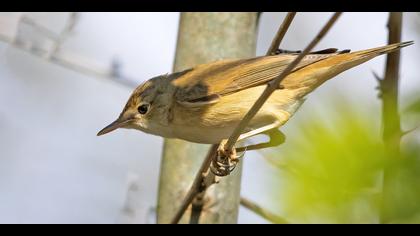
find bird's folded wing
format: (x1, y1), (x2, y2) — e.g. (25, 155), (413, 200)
(172, 53), (337, 105)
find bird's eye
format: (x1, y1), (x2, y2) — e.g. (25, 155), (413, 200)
(137, 104), (149, 115)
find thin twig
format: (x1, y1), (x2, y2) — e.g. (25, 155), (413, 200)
(224, 12), (342, 150)
(240, 197), (288, 224)
(170, 12), (342, 224)
(170, 145), (218, 224)
(0, 14), (137, 89)
(49, 12), (80, 57)
(266, 12), (297, 56)
(20, 15), (60, 41)
(401, 124), (420, 137)
(189, 191), (206, 224)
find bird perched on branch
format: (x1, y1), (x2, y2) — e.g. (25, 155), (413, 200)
(98, 42), (413, 151)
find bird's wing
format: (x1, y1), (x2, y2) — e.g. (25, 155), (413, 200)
(172, 53), (338, 106)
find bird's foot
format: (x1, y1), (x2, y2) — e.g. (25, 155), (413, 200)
(210, 140), (243, 177)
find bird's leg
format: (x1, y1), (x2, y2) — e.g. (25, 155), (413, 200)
(210, 122), (284, 176)
(236, 128), (286, 152)
(237, 122), (281, 141)
(235, 111), (289, 152)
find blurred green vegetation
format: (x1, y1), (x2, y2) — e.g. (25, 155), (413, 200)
(265, 96), (420, 224)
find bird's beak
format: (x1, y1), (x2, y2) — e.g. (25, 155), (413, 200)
(97, 117), (133, 136)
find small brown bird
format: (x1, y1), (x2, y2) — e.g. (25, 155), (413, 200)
(98, 42), (413, 151)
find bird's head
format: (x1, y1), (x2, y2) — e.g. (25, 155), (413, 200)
(97, 75), (169, 136)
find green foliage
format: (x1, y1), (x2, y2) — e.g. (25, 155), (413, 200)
(404, 96), (420, 115)
(382, 153), (420, 223)
(265, 98), (420, 223)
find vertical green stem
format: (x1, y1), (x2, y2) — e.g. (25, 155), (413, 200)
(382, 12), (403, 155)
(380, 12), (403, 224)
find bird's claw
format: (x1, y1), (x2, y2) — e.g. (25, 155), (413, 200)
(210, 140), (245, 177)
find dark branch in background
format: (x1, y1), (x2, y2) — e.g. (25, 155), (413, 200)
(377, 12), (404, 224)
(380, 12), (403, 155)
(240, 197), (288, 224)
(170, 12), (342, 224)
(266, 12), (296, 56)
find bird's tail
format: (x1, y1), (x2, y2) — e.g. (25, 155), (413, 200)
(352, 41), (413, 58)
(283, 41), (414, 99)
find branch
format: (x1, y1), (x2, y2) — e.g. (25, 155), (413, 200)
(380, 12), (403, 154)
(240, 197), (288, 224)
(170, 12), (342, 224)
(49, 12), (80, 57)
(0, 13), (137, 89)
(224, 12), (342, 150)
(266, 12), (297, 56)
(401, 124), (420, 137)
(379, 12), (403, 224)
(169, 145), (218, 224)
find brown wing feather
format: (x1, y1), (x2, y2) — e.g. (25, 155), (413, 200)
(172, 53), (339, 104)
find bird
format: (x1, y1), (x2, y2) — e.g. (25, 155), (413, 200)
(97, 41), (413, 151)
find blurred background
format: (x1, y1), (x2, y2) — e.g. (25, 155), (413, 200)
(0, 12), (419, 224)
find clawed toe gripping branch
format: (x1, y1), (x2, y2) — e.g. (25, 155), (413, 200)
(210, 140), (246, 177)
(170, 12), (342, 224)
